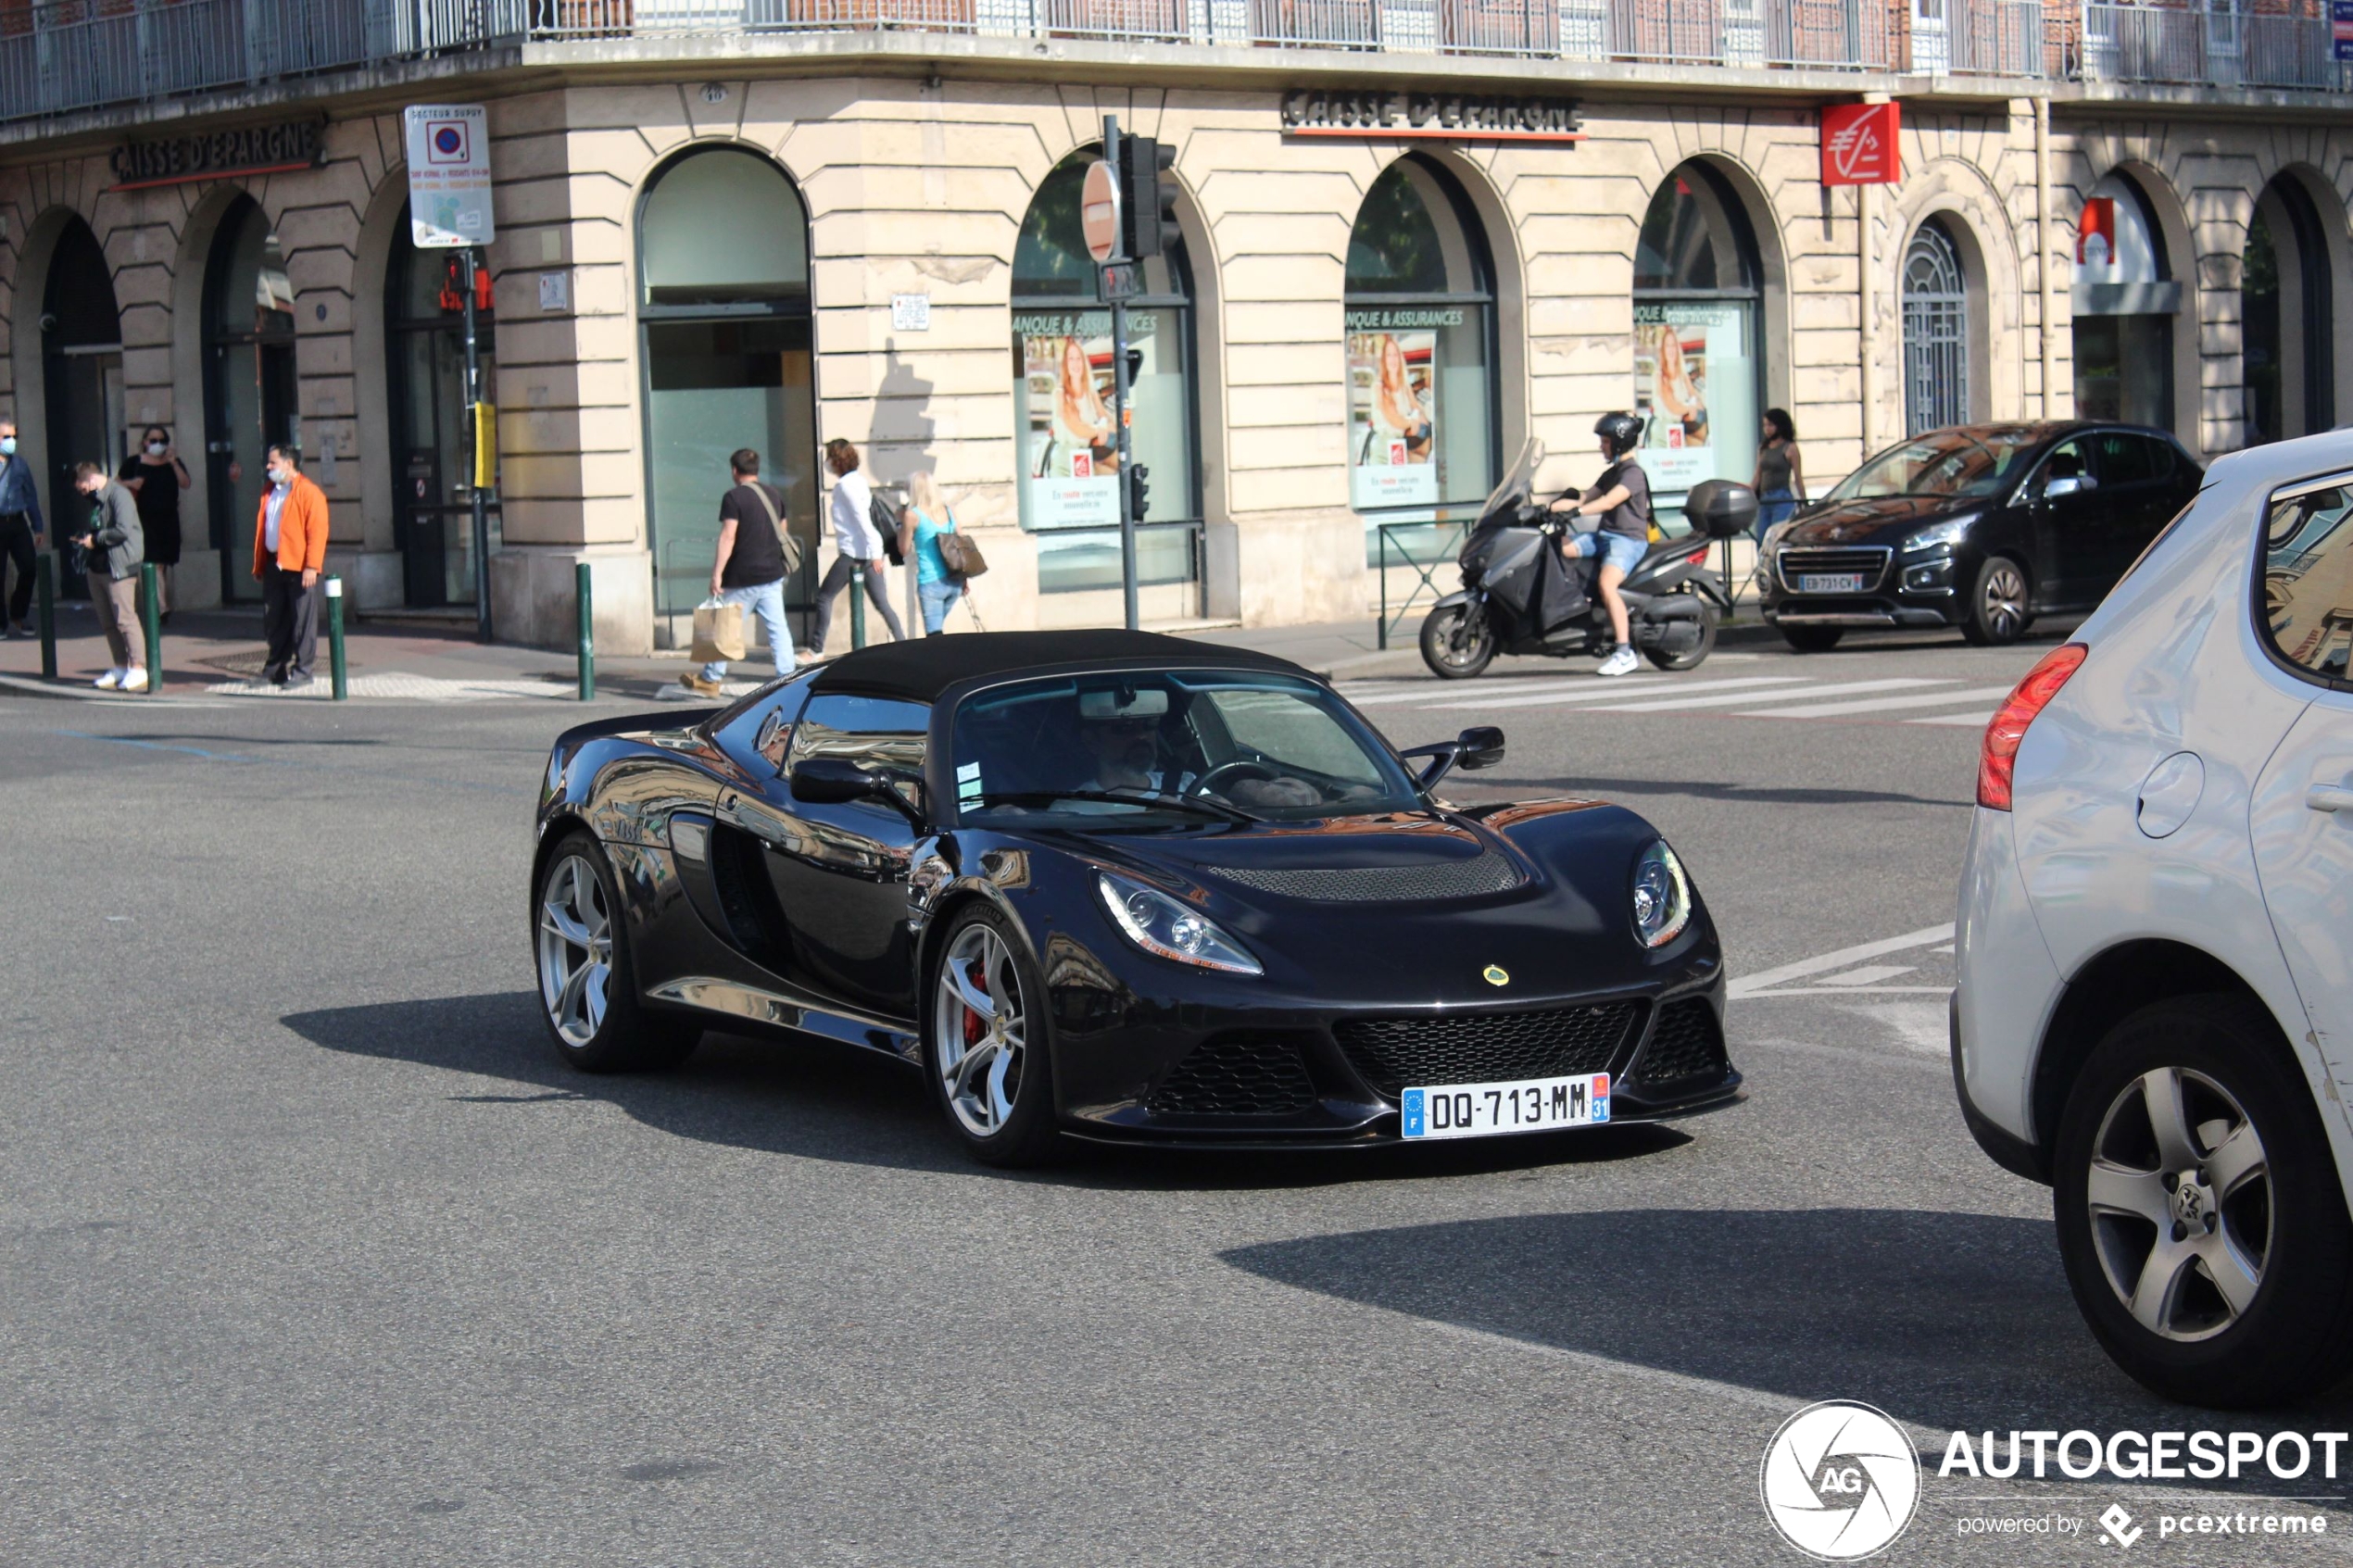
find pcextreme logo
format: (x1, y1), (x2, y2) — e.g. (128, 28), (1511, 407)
(1761, 1400), (1922, 1561)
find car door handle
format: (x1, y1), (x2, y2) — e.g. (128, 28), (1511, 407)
(2306, 784), (2353, 814)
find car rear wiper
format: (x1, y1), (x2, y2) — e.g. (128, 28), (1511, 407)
(966, 788), (1260, 824)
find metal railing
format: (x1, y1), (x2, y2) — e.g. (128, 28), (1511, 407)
(16, 0), (2353, 123)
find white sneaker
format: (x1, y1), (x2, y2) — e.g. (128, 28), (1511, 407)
(120, 668), (148, 693)
(93, 669), (122, 690)
(1596, 646), (1640, 677)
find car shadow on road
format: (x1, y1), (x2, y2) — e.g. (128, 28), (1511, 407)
(281, 991), (1695, 1189)
(1222, 1209), (2353, 1441)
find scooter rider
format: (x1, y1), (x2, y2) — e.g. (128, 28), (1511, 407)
(1548, 411), (1651, 677)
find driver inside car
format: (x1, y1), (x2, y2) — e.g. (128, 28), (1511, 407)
(1074, 687), (1328, 812)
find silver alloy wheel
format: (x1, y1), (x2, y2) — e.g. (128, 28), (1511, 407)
(536, 854), (614, 1047)
(2085, 1066), (2271, 1341)
(1979, 560), (2028, 640)
(934, 923), (1026, 1138)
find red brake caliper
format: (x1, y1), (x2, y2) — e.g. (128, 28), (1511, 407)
(962, 962), (987, 1047)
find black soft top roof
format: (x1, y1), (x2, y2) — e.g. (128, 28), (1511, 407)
(809, 630), (1310, 705)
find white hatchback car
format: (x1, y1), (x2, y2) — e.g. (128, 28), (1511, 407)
(1957, 429), (2353, 1408)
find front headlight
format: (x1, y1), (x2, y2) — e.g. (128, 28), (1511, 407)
(1902, 517), (1974, 555)
(1096, 872), (1263, 976)
(1631, 840), (1692, 949)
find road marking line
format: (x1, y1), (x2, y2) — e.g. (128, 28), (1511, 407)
(1729, 922), (1956, 999)
(1345, 677), (1656, 707)
(1423, 675), (1809, 712)
(1585, 678), (1946, 715)
(1907, 709), (2001, 727)
(1730, 985), (1956, 997)
(1814, 963), (1919, 987)
(1740, 684), (2018, 719)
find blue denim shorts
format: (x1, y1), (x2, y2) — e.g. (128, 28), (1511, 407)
(1564, 531), (1648, 574)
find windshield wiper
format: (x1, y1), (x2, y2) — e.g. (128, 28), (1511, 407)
(965, 788), (1260, 824)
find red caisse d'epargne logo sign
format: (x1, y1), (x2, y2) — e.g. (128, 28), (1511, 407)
(1820, 103), (1901, 186)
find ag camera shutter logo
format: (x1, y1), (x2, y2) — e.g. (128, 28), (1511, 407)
(1760, 1400), (1920, 1560)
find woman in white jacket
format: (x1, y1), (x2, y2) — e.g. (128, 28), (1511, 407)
(806, 437), (908, 659)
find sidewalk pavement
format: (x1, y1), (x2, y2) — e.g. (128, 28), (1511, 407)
(0, 539), (1775, 705)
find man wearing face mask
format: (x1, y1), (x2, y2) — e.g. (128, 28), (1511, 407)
(69, 462), (145, 690)
(0, 420), (44, 639)
(251, 444), (329, 687)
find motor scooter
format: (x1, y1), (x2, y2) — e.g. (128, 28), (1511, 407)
(1418, 440), (1755, 680)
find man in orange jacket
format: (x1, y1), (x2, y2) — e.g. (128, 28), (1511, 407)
(251, 443), (329, 686)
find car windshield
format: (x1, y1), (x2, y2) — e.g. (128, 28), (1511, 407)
(950, 671), (1421, 826)
(1825, 431), (2040, 502)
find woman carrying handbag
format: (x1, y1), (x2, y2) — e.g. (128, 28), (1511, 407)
(897, 471), (985, 635)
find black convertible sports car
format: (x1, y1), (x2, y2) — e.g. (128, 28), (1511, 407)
(530, 631), (1739, 1164)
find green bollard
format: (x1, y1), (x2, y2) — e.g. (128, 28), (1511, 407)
(575, 559), (595, 701)
(35, 553), (55, 679)
(325, 576), (348, 700)
(849, 570), (866, 650)
(139, 561), (161, 695)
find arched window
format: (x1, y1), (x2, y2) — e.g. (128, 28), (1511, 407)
(42, 217), (121, 599)
(1903, 219), (1969, 435)
(386, 204), (497, 608)
(1012, 149), (1200, 607)
(206, 197), (297, 604)
(1344, 156), (1496, 545)
(2072, 172), (2179, 432)
(636, 147), (816, 627)
(2246, 175), (2334, 445)
(1632, 161), (1763, 522)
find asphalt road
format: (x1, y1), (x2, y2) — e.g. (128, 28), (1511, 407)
(6, 623), (2349, 1566)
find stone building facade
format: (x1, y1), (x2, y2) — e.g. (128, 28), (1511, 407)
(0, 28), (2345, 651)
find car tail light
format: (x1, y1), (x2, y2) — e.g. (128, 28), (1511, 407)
(1977, 643), (2088, 811)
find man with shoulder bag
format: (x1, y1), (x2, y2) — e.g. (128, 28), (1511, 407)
(686, 447), (798, 697)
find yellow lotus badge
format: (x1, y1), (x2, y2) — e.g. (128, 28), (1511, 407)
(1482, 964), (1510, 986)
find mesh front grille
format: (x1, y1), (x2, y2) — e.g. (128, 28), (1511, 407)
(1206, 854), (1523, 903)
(1148, 1034), (1318, 1116)
(1334, 1003), (1641, 1097)
(1777, 546), (1893, 592)
(1631, 998), (1728, 1085)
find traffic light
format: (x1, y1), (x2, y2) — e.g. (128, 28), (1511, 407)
(1127, 462), (1151, 522)
(1119, 135), (1180, 260)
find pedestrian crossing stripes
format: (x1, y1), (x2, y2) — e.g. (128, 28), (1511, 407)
(1341, 673), (2017, 727)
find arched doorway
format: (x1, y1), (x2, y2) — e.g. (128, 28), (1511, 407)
(43, 218), (121, 598)
(635, 147), (816, 638)
(2245, 175), (2334, 445)
(204, 196), (297, 604)
(1012, 148), (1202, 614)
(1343, 156), (1497, 556)
(1903, 219), (1970, 434)
(2071, 172), (2180, 433)
(1632, 161), (1763, 526)
(385, 204), (498, 608)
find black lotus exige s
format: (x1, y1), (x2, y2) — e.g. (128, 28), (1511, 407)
(531, 630), (1739, 1165)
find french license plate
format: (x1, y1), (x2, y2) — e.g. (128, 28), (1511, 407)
(1798, 572), (1866, 594)
(1401, 1073), (1610, 1140)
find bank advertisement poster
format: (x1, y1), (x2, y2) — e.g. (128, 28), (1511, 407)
(1016, 311), (1150, 531)
(1348, 309), (1452, 509)
(1632, 302), (1753, 495)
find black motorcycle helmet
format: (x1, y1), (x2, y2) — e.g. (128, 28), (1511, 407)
(1594, 411), (1642, 458)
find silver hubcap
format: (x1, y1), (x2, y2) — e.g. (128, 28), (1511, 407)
(536, 854), (613, 1048)
(1980, 562), (2027, 640)
(934, 925), (1026, 1138)
(2086, 1067), (2271, 1342)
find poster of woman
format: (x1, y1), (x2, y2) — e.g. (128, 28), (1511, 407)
(1017, 320), (1127, 528)
(1632, 304), (1754, 495)
(1348, 320), (1439, 508)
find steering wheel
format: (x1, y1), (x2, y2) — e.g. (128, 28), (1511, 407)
(1191, 759), (1279, 798)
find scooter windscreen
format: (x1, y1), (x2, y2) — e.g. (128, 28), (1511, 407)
(1460, 439), (1544, 568)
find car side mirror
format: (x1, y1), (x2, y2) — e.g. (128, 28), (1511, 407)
(1400, 725), (1507, 788)
(1456, 725), (1506, 771)
(2043, 474), (2086, 500)
(790, 756), (925, 825)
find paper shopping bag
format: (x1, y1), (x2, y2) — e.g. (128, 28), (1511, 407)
(690, 598), (747, 663)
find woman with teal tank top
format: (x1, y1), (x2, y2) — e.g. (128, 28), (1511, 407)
(897, 470), (963, 634)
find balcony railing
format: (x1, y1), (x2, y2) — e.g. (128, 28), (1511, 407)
(6, 0), (2348, 126)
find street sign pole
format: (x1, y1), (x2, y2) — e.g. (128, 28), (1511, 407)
(462, 245), (491, 643)
(1102, 115), (1139, 632)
